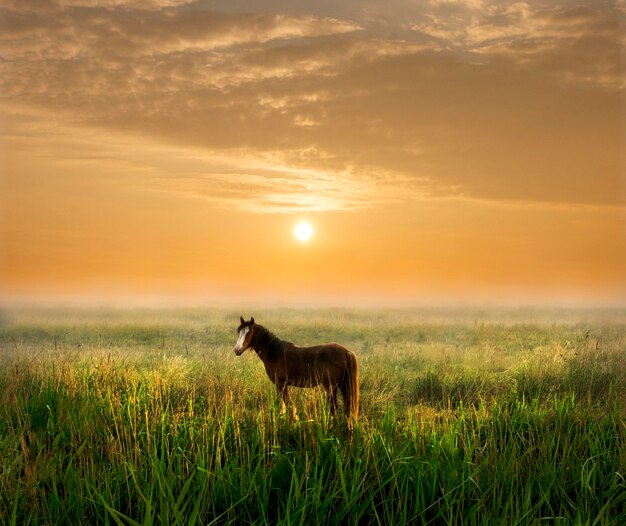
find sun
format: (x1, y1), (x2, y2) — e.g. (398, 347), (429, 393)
(294, 221), (314, 242)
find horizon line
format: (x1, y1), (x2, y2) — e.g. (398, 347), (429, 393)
(1, 293), (625, 311)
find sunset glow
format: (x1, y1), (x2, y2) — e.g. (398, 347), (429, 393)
(294, 222), (314, 243)
(0, 1), (623, 306)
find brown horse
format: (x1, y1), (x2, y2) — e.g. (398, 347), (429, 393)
(234, 316), (359, 420)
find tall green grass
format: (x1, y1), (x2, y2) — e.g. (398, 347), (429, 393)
(0, 308), (624, 525)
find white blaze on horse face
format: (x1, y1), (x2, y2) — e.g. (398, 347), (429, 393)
(234, 327), (250, 353)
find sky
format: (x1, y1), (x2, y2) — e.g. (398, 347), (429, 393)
(0, 0), (624, 306)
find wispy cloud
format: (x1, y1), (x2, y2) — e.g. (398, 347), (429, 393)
(413, 1), (624, 88)
(2, 114), (433, 213)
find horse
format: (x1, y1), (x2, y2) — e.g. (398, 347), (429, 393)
(233, 316), (359, 421)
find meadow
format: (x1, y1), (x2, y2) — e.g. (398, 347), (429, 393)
(0, 307), (624, 525)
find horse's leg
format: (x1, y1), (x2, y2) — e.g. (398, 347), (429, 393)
(277, 382), (298, 419)
(326, 384), (338, 415)
(276, 380), (289, 415)
(340, 383), (352, 419)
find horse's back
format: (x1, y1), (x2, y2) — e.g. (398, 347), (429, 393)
(282, 342), (353, 387)
(292, 342), (351, 362)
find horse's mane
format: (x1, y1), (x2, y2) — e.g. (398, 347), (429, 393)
(253, 324), (284, 356)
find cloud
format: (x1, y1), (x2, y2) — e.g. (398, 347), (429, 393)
(0, 0), (623, 212)
(149, 167), (409, 214)
(413, 1), (625, 88)
(0, 1), (201, 13)
(0, 6), (361, 62)
(1, 112), (427, 214)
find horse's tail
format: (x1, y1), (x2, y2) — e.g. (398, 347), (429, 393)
(343, 350), (359, 421)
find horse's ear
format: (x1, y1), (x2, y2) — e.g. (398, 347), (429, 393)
(250, 317), (255, 325)
(240, 316), (244, 324)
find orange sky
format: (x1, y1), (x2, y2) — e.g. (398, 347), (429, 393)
(0, 0), (624, 306)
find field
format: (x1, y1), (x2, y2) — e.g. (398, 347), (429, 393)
(0, 307), (625, 525)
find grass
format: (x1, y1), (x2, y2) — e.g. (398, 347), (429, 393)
(0, 307), (624, 525)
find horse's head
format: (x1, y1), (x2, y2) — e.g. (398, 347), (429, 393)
(234, 316), (255, 355)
